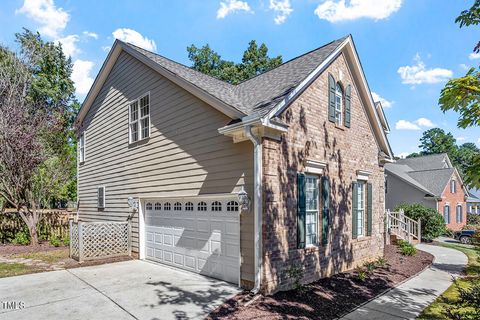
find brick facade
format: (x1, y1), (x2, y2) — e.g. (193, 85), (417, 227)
(437, 171), (467, 231)
(261, 53), (386, 294)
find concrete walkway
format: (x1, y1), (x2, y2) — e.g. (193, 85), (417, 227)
(341, 244), (468, 320)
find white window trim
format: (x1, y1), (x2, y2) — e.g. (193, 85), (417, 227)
(79, 133), (85, 164)
(334, 83), (343, 126)
(98, 186), (105, 209)
(129, 92), (151, 144)
(305, 174), (320, 247)
(305, 160), (327, 175)
(356, 181), (365, 237)
(356, 170), (372, 182)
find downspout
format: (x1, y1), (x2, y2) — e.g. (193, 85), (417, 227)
(245, 125), (263, 294)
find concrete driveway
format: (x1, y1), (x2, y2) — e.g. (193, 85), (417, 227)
(0, 260), (241, 320)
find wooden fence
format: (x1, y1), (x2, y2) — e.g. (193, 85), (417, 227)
(70, 221), (131, 262)
(0, 209), (75, 243)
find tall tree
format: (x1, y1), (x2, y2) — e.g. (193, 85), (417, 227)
(418, 128), (458, 157)
(0, 30), (77, 245)
(187, 40), (282, 84)
(439, 1), (480, 187)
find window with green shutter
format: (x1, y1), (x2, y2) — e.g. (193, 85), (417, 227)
(366, 183), (373, 236)
(297, 173), (306, 248)
(345, 84), (351, 128)
(328, 74), (336, 123)
(321, 176), (330, 245)
(352, 182), (358, 239)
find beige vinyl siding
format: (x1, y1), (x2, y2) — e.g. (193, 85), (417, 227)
(77, 51), (254, 282)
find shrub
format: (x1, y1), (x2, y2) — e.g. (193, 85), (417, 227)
(12, 231), (30, 245)
(364, 261), (377, 272)
(395, 203), (446, 242)
(444, 228), (455, 237)
(356, 268), (367, 281)
(376, 256), (387, 267)
(63, 235), (70, 246)
(398, 240), (417, 256)
(286, 265), (304, 291)
(467, 213), (480, 227)
(446, 279), (480, 319)
(49, 236), (61, 247)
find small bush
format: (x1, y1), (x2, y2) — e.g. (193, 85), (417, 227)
(444, 228), (455, 237)
(63, 235), (70, 246)
(286, 265), (304, 291)
(356, 268), (367, 281)
(49, 236), (61, 247)
(395, 203), (446, 242)
(398, 240), (417, 256)
(376, 256), (387, 267)
(467, 213), (480, 227)
(446, 279), (480, 319)
(12, 231), (30, 245)
(364, 261), (377, 272)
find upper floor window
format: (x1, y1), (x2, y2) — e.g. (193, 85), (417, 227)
(129, 93), (150, 143)
(79, 133), (85, 163)
(450, 179), (456, 193)
(334, 83), (343, 126)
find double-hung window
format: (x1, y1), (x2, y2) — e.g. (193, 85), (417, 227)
(450, 179), (456, 193)
(129, 93), (150, 143)
(334, 83), (343, 126)
(456, 205), (463, 223)
(79, 133), (85, 163)
(355, 181), (365, 236)
(444, 205), (450, 224)
(305, 175), (319, 246)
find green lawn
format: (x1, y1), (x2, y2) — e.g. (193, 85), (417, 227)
(14, 249), (69, 264)
(418, 243), (480, 319)
(0, 248), (69, 278)
(0, 262), (37, 278)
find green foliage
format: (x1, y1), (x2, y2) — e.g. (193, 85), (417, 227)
(376, 256), (387, 268)
(467, 213), (480, 227)
(187, 40), (282, 84)
(12, 231), (30, 246)
(398, 240), (417, 256)
(63, 235), (70, 246)
(419, 128), (458, 156)
(364, 261), (377, 272)
(446, 279), (480, 320)
(49, 236), (61, 247)
(395, 203), (446, 241)
(286, 264), (304, 291)
(356, 267), (367, 281)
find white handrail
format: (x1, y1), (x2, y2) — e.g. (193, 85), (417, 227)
(386, 209), (421, 243)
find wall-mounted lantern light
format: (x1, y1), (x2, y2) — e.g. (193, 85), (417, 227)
(237, 187), (250, 212)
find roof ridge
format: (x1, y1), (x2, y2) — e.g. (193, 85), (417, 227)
(235, 35), (349, 86)
(407, 167), (454, 173)
(123, 41), (236, 89)
(398, 153), (447, 160)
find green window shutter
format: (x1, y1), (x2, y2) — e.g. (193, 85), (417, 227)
(321, 176), (330, 245)
(344, 84), (351, 128)
(367, 183), (373, 236)
(328, 74), (336, 123)
(352, 182), (358, 239)
(297, 173), (306, 249)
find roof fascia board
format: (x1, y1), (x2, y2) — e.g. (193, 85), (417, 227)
(76, 41), (245, 128)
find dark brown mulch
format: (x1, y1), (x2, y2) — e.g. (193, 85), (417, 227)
(207, 245), (434, 320)
(0, 241), (66, 255)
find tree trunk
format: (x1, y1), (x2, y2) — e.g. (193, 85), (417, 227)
(29, 225), (39, 246)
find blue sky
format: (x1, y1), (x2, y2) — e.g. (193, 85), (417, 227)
(1, 0), (479, 157)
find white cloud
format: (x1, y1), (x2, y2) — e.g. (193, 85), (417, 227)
(414, 117), (435, 128)
(16, 0), (69, 38)
(396, 117), (436, 130)
(395, 120), (420, 130)
(396, 152), (411, 159)
(456, 136), (466, 142)
(269, 0), (293, 24)
(55, 34), (79, 57)
(398, 53), (453, 85)
(460, 63), (470, 71)
(102, 46), (111, 52)
(469, 52), (480, 60)
(217, 0), (252, 19)
(314, 0), (402, 23)
(371, 91), (393, 108)
(112, 28), (156, 51)
(72, 59), (94, 96)
(83, 31), (98, 39)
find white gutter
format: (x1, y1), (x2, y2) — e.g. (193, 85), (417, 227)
(245, 125), (263, 293)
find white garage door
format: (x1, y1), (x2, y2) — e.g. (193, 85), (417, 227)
(144, 197), (240, 284)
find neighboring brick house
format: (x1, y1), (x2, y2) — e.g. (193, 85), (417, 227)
(75, 35), (394, 295)
(385, 154), (468, 231)
(467, 188), (480, 215)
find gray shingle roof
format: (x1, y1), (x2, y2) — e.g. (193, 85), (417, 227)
(386, 153), (455, 197)
(124, 36), (347, 117)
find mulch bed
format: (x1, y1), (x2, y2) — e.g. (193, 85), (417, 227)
(207, 245), (434, 320)
(0, 242), (65, 255)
